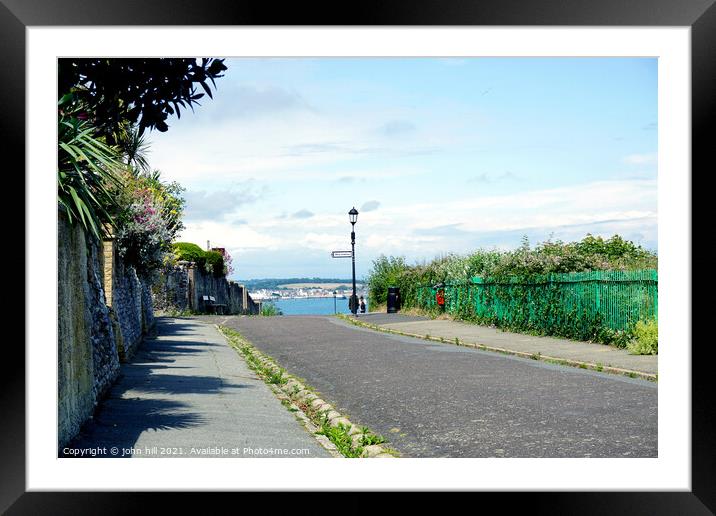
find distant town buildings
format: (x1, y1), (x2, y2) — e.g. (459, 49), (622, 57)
(249, 285), (366, 301)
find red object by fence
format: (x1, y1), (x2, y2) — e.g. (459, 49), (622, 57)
(436, 289), (445, 307)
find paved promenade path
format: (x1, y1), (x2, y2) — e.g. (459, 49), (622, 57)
(221, 315), (657, 458)
(356, 313), (658, 376)
(64, 317), (331, 458)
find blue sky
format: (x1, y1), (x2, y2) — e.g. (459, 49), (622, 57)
(146, 57), (657, 280)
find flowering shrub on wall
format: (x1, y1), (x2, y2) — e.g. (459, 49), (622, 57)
(116, 188), (172, 274)
(114, 171), (185, 277)
(223, 249), (234, 276)
(211, 247), (235, 276)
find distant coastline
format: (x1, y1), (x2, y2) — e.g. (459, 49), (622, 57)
(236, 277), (365, 300)
(254, 293), (348, 300)
(236, 277), (363, 290)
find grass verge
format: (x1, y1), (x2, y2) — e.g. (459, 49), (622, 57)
(218, 325), (399, 458)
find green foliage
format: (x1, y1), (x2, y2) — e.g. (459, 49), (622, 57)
(360, 430), (387, 446)
(173, 242), (205, 262)
(627, 319), (658, 355)
(365, 255), (408, 307)
(58, 58), (228, 143)
(58, 58), (223, 253)
(267, 368), (287, 385)
(365, 234), (658, 345)
(113, 169), (186, 275)
(260, 302), (283, 316)
(219, 326), (379, 459)
(57, 94), (124, 239)
(119, 126), (151, 174)
(204, 250), (225, 276)
(171, 243), (228, 277)
(488, 234), (657, 278)
(172, 241), (209, 272)
(317, 422), (361, 458)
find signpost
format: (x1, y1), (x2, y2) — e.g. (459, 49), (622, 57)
(333, 250), (355, 312)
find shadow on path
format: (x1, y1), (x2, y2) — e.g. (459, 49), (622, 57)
(61, 317), (253, 457)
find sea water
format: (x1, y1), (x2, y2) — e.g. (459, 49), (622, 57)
(269, 297), (368, 315)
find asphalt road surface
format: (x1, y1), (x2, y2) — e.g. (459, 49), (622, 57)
(219, 315), (657, 458)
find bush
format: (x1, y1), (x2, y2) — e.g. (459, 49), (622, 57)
(172, 243), (227, 276)
(365, 255), (409, 307)
(173, 242), (205, 261)
(364, 234), (658, 345)
(260, 302), (282, 316)
(627, 319), (658, 355)
(114, 181), (178, 276)
(172, 242), (207, 270)
(204, 250), (225, 277)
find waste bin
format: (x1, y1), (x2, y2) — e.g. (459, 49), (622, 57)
(387, 287), (400, 313)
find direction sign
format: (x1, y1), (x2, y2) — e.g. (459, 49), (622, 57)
(331, 250), (353, 258)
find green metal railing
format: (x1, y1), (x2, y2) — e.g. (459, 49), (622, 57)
(416, 269), (657, 339)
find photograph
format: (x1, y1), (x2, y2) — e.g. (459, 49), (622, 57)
(57, 56), (659, 460)
(8, 10), (707, 508)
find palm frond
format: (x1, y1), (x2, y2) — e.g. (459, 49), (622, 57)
(58, 110), (125, 239)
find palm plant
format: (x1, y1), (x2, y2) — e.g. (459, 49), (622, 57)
(58, 94), (124, 239)
(119, 126), (152, 175)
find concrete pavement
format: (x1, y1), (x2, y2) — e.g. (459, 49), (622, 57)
(62, 317), (331, 458)
(354, 313), (658, 376)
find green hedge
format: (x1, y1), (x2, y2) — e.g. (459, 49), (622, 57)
(204, 250), (225, 276)
(365, 235), (659, 346)
(172, 242), (225, 277)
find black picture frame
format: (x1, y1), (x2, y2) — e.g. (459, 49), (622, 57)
(5, 0), (710, 513)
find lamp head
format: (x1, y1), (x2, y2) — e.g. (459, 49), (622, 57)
(349, 207), (359, 225)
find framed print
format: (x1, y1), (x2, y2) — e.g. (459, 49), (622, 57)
(5, 0), (712, 512)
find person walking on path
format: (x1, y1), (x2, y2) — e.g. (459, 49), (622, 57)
(359, 296), (366, 314)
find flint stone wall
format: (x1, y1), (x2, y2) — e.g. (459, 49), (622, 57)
(154, 262), (259, 314)
(58, 217), (120, 450)
(58, 217), (156, 450)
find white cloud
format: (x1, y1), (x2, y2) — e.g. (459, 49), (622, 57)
(623, 153), (657, 165)
(183, 184), (267, 221)
(176, 179), (656, 271)
(178, 220), (281, 253)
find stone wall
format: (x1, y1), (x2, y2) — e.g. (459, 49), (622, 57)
(141, 281), (155, 333)
(58, 217), (120, 449)
(189, 265), (261, 314)
(87, 237), (120, 402)
(152, 263), (190, 312)
(227, 281), (244, 314)
(105, 241), (144, 361)
(154, 262), (258, 315)
(58, 217), (156, 450)
(58, 217), (95, 450)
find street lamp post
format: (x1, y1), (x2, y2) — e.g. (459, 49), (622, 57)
(349, 207), (359, 315)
